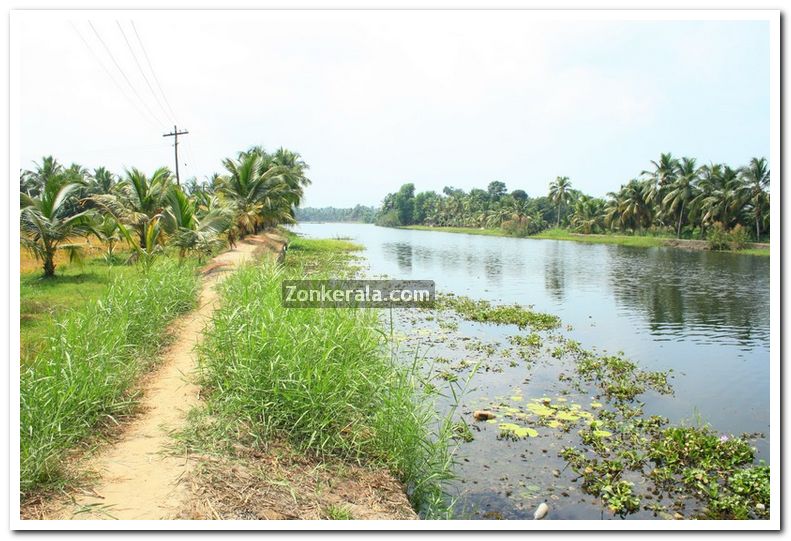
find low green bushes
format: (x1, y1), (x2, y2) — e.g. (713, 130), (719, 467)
(194, 252), (454, 516)
(20, 259), (200, 496)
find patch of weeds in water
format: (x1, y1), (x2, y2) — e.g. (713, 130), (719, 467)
(438, 370), (459, 383)
(438, 295), (560, 331)
(465, 339), (497, 356)
(560, 413), (769, 519)
(508, 333), (543, 348)
(576, 352), (672, 401)
(438, 319), (459, 331)
(452, 421), (474, 443)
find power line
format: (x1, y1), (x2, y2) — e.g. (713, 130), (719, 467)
(88, 21), (168, 127)
(130, 21), (179, 123)
(70, 21), (160, 130)
(116, 20), (175, 125)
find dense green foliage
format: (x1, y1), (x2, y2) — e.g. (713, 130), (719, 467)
(295, 205), (377, 223)
(375, 154), (770, 242)
(20, 259), (200, 495)
(20, 147), (310, 276)
(191, 241), (455, 516)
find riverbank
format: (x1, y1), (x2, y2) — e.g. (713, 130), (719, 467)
(23, 235), (431, 521)
(179, 235), (453, 519)
(400, 225), (770, 256)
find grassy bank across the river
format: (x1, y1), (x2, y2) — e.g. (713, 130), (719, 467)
(181, 236), (455, 518)
(399, 225), (770, 256)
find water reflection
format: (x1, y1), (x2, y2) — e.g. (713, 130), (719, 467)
(607, 247), (769, 348)
(543, 242), (567, 302)
(293, 223), (770, 517)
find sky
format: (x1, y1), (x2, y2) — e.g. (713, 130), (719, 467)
(17, 11), (770, 207)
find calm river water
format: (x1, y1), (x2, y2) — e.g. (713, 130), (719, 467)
(292, 223), (770, 520)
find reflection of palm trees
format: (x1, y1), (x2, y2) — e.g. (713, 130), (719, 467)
(483, 254), (503, 284)
(543, 242), (566, 301)
(607, 248), (769, 347)
(389, 242), (413, 272)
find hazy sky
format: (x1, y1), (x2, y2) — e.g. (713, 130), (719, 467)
(17, 11), (770, 207)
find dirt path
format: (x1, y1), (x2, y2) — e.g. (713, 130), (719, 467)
(46, 238), (269, 520)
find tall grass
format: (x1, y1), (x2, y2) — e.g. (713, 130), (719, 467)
(20, 259), (200, 496)
(195, 247), (455, 516)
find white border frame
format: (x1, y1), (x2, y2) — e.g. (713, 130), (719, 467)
(8, 7), (781, 532)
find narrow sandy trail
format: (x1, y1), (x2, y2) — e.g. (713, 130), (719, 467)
(49, 238), (265, 520)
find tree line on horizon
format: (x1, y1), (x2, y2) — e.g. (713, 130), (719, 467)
(295, 205), (377, 223)
(19, 146), (310, 277)
(374, 154), (770, 242)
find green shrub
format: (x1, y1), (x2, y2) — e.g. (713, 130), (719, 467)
(375, 210), (401, 227)
(196, 261), (454, 516)
(20, 259), (199, 495)
(729, 224), (750, 251)
(707, 222), (731, 251)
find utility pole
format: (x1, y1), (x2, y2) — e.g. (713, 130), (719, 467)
(162, 125), (189, 186)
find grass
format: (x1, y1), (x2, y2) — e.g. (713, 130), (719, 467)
(324, 505), (354, 520)
(531, 228), (668, 248)
(20, 258), (200, 496)
(21, 251), (138, 363)
(399, 225), (770, 255)
(739, 247), (771, 257)
(400, 225), (505, 237)
(188, 237), (455, 517)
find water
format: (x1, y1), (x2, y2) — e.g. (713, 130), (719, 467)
(292, 223), (770, 519)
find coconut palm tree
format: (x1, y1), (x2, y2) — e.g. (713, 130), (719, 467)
(548, 176), (572, 228)
(162, 186), (232, 260)
(90, 167), (173, 247)
(699, 166), (745, 229)
(662, 157), (699, 238)
(570, 195), (606, 234)
(20, 176), (93, 277)
(21, 156), (64, 198)
(92, 214), (122, 263)
(643, 152), (678, 188)
(620, 179), (653, 232)
(740, 157), (770, 240)
(217, 152), (295, 237)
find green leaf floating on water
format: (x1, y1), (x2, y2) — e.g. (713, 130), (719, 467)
(593, 430), (613, 438)
(527, 403), (555, 416)
(590, 401), (603, 409)
(499, 423), (539, 439)
(546, 420), (562, 429)
(555, 411), (581, 422)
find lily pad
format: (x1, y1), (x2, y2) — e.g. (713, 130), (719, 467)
(555, 411), (581, 422)
(590, 401), (603, 409)
(527, 403), (556, 416)
(499, 423), (539, 439)
(593, 430), (613, 438)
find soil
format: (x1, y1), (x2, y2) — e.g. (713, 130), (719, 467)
(23, 234), (414, 521)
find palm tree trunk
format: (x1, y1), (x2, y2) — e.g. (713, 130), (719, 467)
(756, 215), (761, 241)
(43, 248), (55, 278)
(676, 201), (685, 239)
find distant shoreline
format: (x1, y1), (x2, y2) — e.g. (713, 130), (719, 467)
(396, 225), (770, 256)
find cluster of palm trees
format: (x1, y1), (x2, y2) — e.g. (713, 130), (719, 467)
(375, 154), (770, 242)
(20, 146), (310, 277)
(600, 155), (769, 240)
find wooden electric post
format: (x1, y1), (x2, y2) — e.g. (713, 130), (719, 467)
(162, 125), (189, 186)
